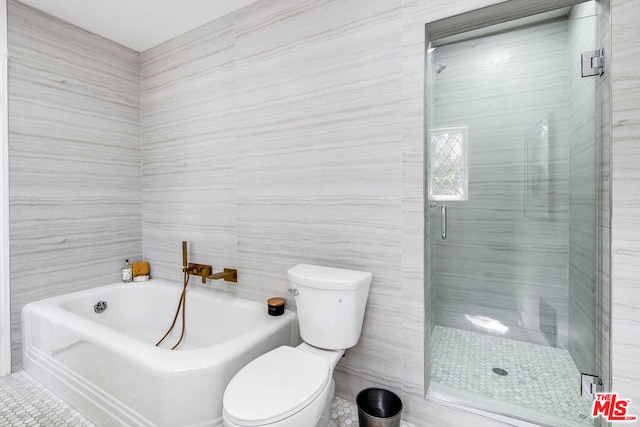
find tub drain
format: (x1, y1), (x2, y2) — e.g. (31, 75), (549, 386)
(492, 367), (508, 376)
(94, 301), (108, 313)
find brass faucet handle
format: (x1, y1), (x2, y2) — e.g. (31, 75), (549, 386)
(200, 267), (211, 283)
(186, 263), (213, 283)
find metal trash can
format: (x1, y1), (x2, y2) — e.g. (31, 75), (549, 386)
(356, 388), (403, 427)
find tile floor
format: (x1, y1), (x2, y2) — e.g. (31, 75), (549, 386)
(0, 371), (92, 427)
(1, 370), (414, 427)
(429, 325), (595, 427)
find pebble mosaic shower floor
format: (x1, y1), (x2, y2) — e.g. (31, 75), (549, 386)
(429, 325), (595, 427)
(0, 370), (414, 427)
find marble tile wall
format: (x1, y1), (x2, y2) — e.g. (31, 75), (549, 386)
(611, 0), (640, 411)
(141, 0), (406, 401)
(7, 0), (142, 369)
(141, 13), (237, 282)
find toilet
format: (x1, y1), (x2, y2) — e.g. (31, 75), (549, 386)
(222, 264), (372, 427)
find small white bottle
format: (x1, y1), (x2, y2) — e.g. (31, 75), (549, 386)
(121, 259), (133, 283)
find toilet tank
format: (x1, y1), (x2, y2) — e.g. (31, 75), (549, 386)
(287, 264), (372, 350)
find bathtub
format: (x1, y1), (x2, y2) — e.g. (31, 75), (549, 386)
(22, 279), (298, 427)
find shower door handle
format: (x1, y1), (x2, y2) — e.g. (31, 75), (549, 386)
(441, 205), (447, 240)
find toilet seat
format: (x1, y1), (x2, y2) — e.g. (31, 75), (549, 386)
(223, 345), (330, 426)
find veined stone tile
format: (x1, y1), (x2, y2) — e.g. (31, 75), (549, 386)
(8, 0), (142, 369)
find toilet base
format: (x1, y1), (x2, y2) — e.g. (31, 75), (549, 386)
(316, 379), (336, 427)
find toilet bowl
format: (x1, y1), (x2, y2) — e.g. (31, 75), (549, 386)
(222, 343), (343, 427)
(222, 264), (372, 427)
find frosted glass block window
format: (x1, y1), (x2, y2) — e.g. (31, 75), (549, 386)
(429, 127), (468, 201)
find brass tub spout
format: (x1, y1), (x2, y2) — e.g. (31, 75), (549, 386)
(208, 268), (237, 283)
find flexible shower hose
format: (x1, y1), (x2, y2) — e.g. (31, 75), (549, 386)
(155, 267), (190, 350)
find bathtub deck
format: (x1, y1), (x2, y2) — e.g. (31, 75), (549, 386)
(1, 370), (415, 427)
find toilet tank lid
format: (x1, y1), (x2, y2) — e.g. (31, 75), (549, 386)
(287, 264), (372, 290)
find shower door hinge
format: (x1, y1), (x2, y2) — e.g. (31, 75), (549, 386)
(581, 373), (604, 400)
(581, 49), (605, 77)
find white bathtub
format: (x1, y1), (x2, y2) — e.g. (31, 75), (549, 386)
(22, 279), (298, 427)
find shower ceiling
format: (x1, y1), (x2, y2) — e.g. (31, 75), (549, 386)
(17, 0), (260, 52)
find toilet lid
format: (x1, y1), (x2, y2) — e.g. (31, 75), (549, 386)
(223, 346), (330, 425)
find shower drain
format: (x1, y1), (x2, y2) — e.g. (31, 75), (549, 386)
(492, 367), (508, 376)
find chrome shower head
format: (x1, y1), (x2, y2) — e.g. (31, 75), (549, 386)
(432, 59), (446, 73)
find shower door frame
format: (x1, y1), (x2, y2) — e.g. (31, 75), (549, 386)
(423, 0), (612, 424)
(0, 0), (10, 377)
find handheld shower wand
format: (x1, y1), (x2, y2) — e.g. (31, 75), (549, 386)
(182, 240), (187, 271)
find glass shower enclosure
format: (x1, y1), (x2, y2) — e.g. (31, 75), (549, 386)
(425, 1), (610, 426)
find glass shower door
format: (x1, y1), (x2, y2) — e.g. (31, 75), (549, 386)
(426, 4), (606, 426)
